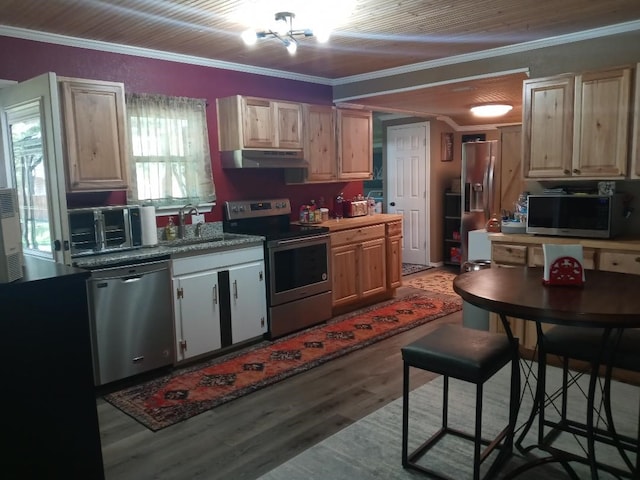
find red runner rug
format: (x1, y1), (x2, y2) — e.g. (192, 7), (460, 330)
(105, 291), (461, 431)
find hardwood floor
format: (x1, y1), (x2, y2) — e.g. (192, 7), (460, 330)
(97, 268), (461, 480)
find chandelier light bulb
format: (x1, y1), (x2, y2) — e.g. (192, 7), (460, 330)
(286, 39), (298, 55)
(241, 29), (258, 46)
(470, 104), (513, 117)
(314, 28), (331, 43)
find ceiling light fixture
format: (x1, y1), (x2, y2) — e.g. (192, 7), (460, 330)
(470, 104), (514, 117)
(242, 11), (320, 55)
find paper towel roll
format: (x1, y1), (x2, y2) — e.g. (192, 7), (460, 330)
(140, 205), (158, 246)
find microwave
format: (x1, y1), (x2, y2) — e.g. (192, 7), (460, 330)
(526, 194), (625, 239)
(68, 205), (142, 257)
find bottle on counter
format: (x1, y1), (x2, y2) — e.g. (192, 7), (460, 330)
(335, 192), (344, 219)
(165, 216), (177, 240)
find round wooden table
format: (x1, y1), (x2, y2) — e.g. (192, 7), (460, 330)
(453, 266), (640, 479)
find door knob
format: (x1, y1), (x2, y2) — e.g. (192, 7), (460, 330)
(390, 202), (396, 206)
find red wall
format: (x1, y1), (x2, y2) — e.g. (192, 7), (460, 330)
(0, 35), (363, 223)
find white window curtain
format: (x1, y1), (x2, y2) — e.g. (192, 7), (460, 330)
(126, 93), (216, 207)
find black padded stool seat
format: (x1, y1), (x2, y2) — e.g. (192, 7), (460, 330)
(528, 325), (640, 475)
(545, 326), (640, 371)
(401, 324), (520, 480)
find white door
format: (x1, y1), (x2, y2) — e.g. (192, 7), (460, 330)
(229, 260), (267, 343)
(386, 123), (430, 265)
(173, 270), (222, 362)
(0, 72), (70, 264)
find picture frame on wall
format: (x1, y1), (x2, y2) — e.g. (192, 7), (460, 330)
(441, 132), (454, 162)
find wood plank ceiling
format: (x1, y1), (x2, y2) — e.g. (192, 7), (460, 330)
(2, 0), (640, 126)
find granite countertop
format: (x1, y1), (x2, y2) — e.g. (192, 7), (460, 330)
(71, 232), (264, 269)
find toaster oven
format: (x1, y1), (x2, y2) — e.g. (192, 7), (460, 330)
(68, 205), (142, 257)
(343, 200), (368, 217)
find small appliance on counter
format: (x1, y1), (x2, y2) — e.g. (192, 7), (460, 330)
(68, 205), (142, 257)
(343, 199), (368, 217)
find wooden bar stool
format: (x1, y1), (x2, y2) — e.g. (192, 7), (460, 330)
(402, 324), (520, 480)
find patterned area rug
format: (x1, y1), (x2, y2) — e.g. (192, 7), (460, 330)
(405, 269), (458, 296)
(105, 292), (462, 431)
(401, 263), (432, 276)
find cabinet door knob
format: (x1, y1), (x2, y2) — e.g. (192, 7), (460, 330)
(573, 169), (581, 174)
(390, 202), (395, 207)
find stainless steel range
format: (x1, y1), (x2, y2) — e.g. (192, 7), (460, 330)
(223, 199), (332, 338)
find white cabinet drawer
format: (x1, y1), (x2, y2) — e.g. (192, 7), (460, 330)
(172, 245), (264, 276)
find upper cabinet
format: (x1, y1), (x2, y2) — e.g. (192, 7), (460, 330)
(337, 108), (373, 180)
(630, 63), (640, 179)
(285, 105), (373, 184)
(572, 67), (631, 177)
(522, 75), (575, 178)
(217, 95), (302, 150)
(58, 77), (129, 191)
(523, 67), (632, 180)
(303, 104), (337, 182)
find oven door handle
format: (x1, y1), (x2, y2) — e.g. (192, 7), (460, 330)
(272, 234), (329, 247)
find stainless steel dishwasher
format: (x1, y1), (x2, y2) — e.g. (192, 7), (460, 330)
(88, 259), (174, 385)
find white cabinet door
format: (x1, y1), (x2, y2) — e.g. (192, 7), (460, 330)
(229, 260), (267, 343)
(173, 270), (221, 362)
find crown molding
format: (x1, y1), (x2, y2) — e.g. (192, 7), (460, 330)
(331, 19), (640, 86)
(0, 25), (332, 86)
(332, 68), (530, 104)
(1, 18), (638, 89)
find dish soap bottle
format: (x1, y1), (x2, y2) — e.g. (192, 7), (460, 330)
(165, 216), (177, 240)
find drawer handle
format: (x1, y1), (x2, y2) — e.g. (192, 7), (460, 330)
(636, 258), (640, 263)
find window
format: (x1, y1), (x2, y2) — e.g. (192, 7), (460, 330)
(126, 93), (216, 208)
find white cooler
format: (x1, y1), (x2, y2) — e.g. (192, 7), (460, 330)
(462, 229), (491, 330)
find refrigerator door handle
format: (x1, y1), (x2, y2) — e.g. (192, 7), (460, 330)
(484, 153), (496, 219)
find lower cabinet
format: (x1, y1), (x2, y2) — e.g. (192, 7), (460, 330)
(172, 246), (267, 363)
(386, 220), (403, 289)
(331, 224), (387, 309)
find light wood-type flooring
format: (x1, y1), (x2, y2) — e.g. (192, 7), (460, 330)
(98, 268), (460, 480)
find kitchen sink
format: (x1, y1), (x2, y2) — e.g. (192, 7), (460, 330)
(160, 232), (255, 247)
(161, 235), (225, 247)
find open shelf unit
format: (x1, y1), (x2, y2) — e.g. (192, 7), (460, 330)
(443, 190), (462, 266)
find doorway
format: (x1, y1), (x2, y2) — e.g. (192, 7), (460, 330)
(385, 122), (430, 266)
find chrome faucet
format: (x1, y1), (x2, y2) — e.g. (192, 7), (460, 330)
(178, 203), (199, 239)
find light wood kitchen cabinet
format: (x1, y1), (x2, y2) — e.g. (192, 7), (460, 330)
(522, 75), (574, 178)
(58, 77), (128, 191)
(172, 246), (267, 363)
(629, 63), (640, 178)
(331, 224), (386, 308)
(598, 249), (640, 275)
(498, 125), (523, 213)
(285, 105), (373, 184)
(523, 67), (632, 180)
(386, 220), (403, 289)
(572, 67), (631, 178)
(217, 95), (303, 150)
(302, 104), (336, 181)
(528, 245), (596, 270)
(337, 108), (373, 180)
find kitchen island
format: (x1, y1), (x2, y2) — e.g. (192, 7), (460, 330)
(1, 256), (104, 479)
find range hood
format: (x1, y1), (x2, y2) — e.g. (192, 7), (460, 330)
(221, 149), (308, 169)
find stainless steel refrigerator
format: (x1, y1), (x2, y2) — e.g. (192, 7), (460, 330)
(460, 140), (498, 267)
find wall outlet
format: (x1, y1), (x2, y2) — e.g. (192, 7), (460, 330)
(191, 214), (205, 224)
